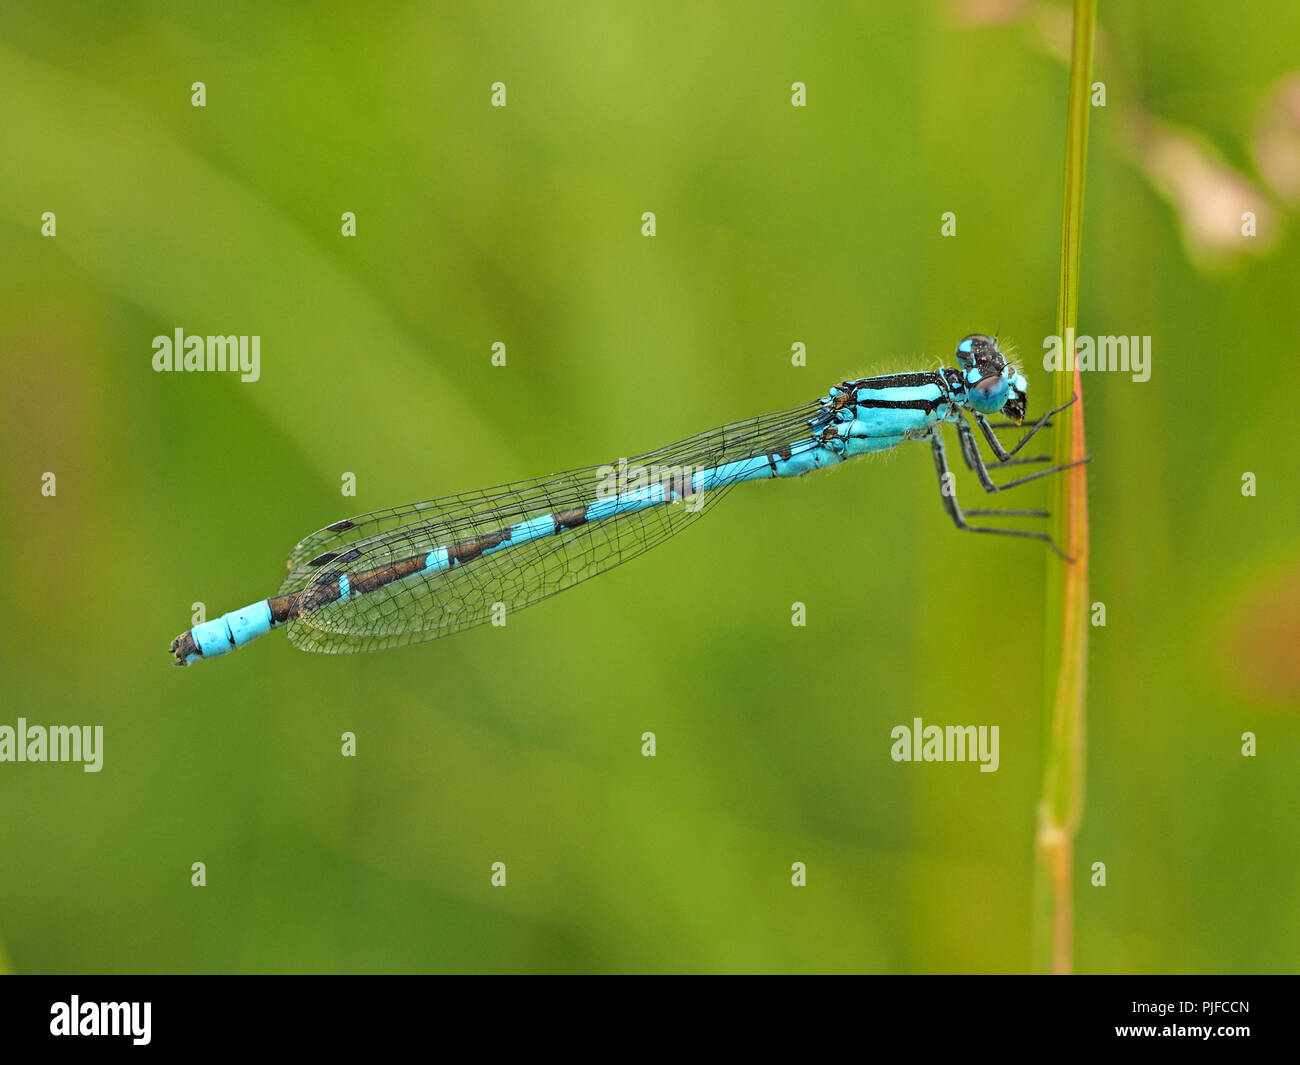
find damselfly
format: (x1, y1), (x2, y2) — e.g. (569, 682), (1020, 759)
(170, 334), (1087, 665)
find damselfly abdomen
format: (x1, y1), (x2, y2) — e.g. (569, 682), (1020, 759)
(170, 334), (1087, 664)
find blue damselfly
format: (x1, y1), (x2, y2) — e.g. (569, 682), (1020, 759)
(170, 334), (1087, 664)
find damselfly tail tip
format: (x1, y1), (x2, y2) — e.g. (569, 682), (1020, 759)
(169, 631), (196, 666)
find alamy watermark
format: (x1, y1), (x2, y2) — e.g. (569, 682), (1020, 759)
(595, 458), (704, 510)
(890, 717), (999, 772)
(0, 717), (103, 772)
(50, 996), (150, 1045)
(152, 328), (260, 382)
(1043, 328), (1151, 382)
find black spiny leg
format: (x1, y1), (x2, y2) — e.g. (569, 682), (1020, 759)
(929, 430), (1072, 560)
(975, 394), (1080, 461)
(955, 414), (1050, 473)
(956, 415), (1090, 495)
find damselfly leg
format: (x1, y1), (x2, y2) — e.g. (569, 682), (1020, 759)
(975, 395), (1079, 461)
(956, 417), (1050, 474)
(954, 399), (1075, 474)
(928, 396), (1089, 561)
(954, 413), (1088, 495)
(928, 432), (1074, 560)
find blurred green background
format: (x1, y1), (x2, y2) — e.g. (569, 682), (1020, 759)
(1, 1), (1297, 974)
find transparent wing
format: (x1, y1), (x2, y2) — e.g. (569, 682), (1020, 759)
(284, 401), (825, 654)
(280, 407), (804, 594)
(279, 399), (826, 595)
(279, 486), (540, 596)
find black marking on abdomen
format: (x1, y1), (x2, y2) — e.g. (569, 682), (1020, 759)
(297, 503), (588, 615)
(298, 571), (345, 612)
(298, 553), (430, 614)
(351, 554), (429, 593)
(269, 593), (298, 623)
(553, 506), (589, 532)
(448, 527), (511, 566)
(766, 444), (793, 476)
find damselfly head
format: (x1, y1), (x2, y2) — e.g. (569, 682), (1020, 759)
(956, 334), (1027, 422)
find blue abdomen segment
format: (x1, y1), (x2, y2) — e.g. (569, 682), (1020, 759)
(185, 600), (278, 663)
(691, 437), (861, 489)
